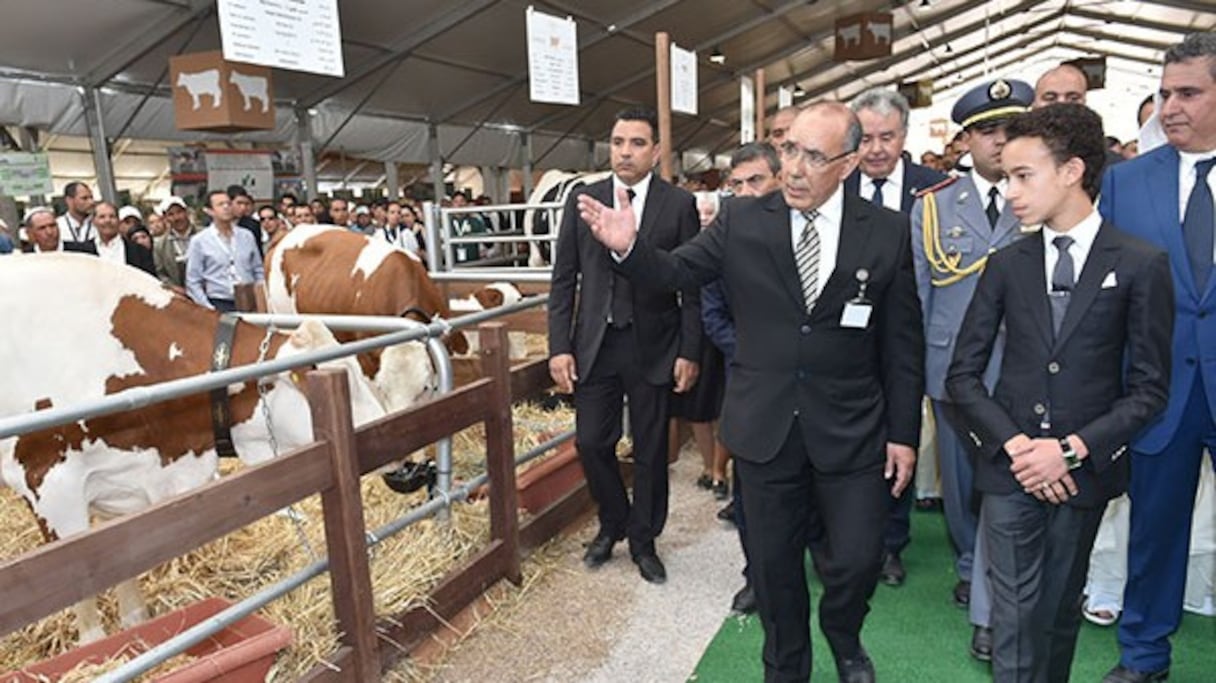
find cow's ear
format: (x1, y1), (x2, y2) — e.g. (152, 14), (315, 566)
(473, 289), (504, 309)
(446, 330), (470, 355)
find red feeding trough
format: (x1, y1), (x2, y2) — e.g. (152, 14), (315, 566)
(5, 597), (292, 683)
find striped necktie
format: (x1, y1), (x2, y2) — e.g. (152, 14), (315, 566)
(796, 210), (821, 312)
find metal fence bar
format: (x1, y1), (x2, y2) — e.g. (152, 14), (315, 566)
(0, 297), (547, 440)
(93, 426), (576, 682)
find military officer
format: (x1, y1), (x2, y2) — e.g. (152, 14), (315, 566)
(910, 77), (1035, 662)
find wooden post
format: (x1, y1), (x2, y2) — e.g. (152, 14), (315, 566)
(307, 369), (381, 681)
(754, 68), (767, 142)
(655, 32), (674, 183)
(479, 323), (522, 584)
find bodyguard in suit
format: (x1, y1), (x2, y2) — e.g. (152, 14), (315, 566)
(911, 78), (1034, 658)
(846, 87), (948, 587)
(579, 102), (924, 683)
(547, 107), (701, 585)
(1097, 33), (1216, 683)
(947, 104), (1173, 683)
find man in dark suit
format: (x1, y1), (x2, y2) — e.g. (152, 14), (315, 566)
(846, 87), (948, 587)
(78, 202), (155, 275)
(1097, 33), (1216, 683)
(947, 103), (1173, 683)
(580, 102), (924, 683)
(547, 107), (701, 585)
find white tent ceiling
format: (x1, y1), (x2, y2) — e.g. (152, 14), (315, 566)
(0, 0), (1212, 185)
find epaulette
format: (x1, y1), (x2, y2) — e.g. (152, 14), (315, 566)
(916, 175), (960, 198)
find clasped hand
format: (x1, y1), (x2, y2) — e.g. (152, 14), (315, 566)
(1004, 434), (1078, 505)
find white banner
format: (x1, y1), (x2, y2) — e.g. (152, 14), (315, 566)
(740, 76), (755, 144)
(671, 44), (698, 115)
(218, 0), (344, 77)
(0, 152), (52, 196)
(205, 151), (275, 200)
(778, 86), (794, 109)
(526, 7), (580, 106)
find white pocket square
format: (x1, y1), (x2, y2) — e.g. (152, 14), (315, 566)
(1101, 271), (1118, 289)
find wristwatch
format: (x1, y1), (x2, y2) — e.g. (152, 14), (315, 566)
(1059, 437), (1083, 471)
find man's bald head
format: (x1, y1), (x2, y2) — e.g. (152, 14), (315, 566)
(1034, 64), (1088, 108)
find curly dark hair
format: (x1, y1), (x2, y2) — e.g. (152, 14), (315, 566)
(1005, 103), (1106, 200)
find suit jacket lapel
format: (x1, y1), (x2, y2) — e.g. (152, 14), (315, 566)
(1146, 147), (1193, 299)
(639, 175), (664, 234)
(1011, 236), (1055, 349)
(763, 193), (805, 309)
(1054, 223), (1121, 351)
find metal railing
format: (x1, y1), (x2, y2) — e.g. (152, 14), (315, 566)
(425, 200), (563, 273)
(3, 293), (564, 682)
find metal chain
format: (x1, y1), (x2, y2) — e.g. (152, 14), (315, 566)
(255, 325), (318, 561)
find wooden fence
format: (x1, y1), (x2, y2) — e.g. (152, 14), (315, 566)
(0, 323), (590, 681)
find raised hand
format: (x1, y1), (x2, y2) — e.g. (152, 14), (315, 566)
(578, 187), (639, 254)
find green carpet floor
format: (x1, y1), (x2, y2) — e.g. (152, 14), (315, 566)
(691, 508), (1216, 682)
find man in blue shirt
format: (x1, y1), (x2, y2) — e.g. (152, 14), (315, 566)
(185, 189), (264, 312)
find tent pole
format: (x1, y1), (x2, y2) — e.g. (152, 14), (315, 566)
(81, 87), (118, 203)
(655, 32), (673, 183)
(521, 132), (533, 202)
(296, 107), (318, 202)
(385, 162), (399, 201)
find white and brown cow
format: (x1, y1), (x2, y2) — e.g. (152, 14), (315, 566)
(0, 253), (384, 642)
(522, 169), (611, 267)
(266, 225), (466, 413)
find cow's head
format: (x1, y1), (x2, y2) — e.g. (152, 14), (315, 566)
(237, 320), (386, 465)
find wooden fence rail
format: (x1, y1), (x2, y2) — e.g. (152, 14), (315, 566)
(0, 323), (592, 682)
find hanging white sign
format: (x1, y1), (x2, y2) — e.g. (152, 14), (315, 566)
(526, 7), (580, 105)
(671, 44), (698, 115)
(740, 76), (755, 143)
(217, 0), (344, 77)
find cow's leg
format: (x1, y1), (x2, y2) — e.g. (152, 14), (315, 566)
(30, 487), (107, 642)
(115, 578), (148, 628)
(72, 600), (107, 643)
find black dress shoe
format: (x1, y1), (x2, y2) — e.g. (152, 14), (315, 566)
(583, 534), (618, 568)
(969, 625), (993, 662)
(953, 579), (971, 608)
(879, 552), (906, 586)
(730, 583), (757, 614)
(717, 501), (736, 522)
(915, 496), (943, 512)
(712, 479), (729, 500)
(1101, 664), (1170, 682)
(696, 473), (714, 490)
(634, 553), (667, 584)
(836, 648), (876, 683)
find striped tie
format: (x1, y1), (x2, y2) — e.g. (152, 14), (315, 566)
(796, 210), (821, 312)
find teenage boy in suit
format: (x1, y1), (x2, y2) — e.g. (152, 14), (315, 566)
(947, 103), (1174, 682)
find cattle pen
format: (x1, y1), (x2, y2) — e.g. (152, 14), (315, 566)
(0, 287), (597, 681)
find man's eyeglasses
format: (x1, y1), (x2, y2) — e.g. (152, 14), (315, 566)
(778, 141), (853, 169)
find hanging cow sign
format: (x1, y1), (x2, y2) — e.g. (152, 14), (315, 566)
(170, 51), (275, 132)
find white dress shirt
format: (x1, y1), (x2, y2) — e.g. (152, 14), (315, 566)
(57, 213), (93, 242)
(613, 172), (652, 229)
(860, 157), (904, 213)
(970, 171), (1007, 216)
(788, 184), (845, 298)
(94, 235), (126, 265)
(1042, 209), (1102, 294)
(1178, 149), (1216, 263)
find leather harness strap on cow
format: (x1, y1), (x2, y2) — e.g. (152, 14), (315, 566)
(210, 314), (241, 458)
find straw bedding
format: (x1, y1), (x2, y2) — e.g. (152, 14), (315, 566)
(0, 395), (574, 681)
